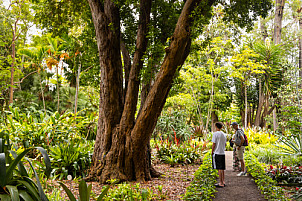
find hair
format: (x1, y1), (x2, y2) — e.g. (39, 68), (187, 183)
(215, 122), (223, 129)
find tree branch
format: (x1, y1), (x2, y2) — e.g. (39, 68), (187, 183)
(15, 70), (38, 84)
(120, 0), (152, 129)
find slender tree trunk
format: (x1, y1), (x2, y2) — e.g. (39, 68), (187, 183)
(56, 63), (60, 113)
(211, 111), (218, 132)
(260, 17), (268, 42)
(74, 53), (81, 115)
(299, 16), (302, 82)
(39, 72), (46, 114)
(255, 79), (264, 126)
(9, 32), (16, 104)
(245, 83), (248, 128)
(87, 0), (213, 183)
(206, 69), (214, 131)
(273, 0), (285, 44)
(271, 0), (285, 130)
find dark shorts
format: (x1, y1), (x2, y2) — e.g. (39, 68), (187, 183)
(212, 154), (226, 170)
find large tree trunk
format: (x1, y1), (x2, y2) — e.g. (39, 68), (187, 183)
(87, 0), (213, 183)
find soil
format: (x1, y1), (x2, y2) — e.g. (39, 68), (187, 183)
(50, 151), (289, 200)
(212, 151), (267, 201)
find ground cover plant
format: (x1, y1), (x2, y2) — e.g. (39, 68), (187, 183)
(183, 152), (218, 200)
(245, 153), (289, 201)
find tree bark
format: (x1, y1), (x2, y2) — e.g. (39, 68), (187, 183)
(271, 0), (285, 130)
(211, 111), (218, 132)
(74, 53), (81, 115)
(9, 30), (16, 104)
(273, 0), (285, 44)
(299, 15), (302, 81)
(255, 79), (264, 127)
(244, 82), (248, 128)
(260, 17), (268, 42)
(87, 0), (213, 183)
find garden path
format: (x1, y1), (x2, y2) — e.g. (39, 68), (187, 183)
(212, 151), (266, 201)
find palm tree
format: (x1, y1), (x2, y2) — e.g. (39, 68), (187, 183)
(18, 46), (49, 113)
(252, 39), (284, 128)
(46, 36), (67, 113)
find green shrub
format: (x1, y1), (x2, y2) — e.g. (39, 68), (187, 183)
(155, 139), (207, 166)
(1, 107), (97, 149)
(154, 109), (192, 142)
(183, 152), (217, 200)
(245, 153), (289, 200)
(245, 127), (277, 145)
(249, 144), (302, 166)
(49, 139), (94, 179)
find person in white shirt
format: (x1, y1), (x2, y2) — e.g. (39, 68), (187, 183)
(211, 122), (227, 188)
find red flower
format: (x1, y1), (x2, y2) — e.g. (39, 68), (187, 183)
(283, 166), (287, 169)
(270, 165), (273, 170)
(296, 187), (300, 191)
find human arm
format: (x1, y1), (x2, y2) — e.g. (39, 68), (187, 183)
(237, 135), (244, 150)
(212, 142), (216, 155)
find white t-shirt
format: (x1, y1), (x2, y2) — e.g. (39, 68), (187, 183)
(212, 131), (227, 155)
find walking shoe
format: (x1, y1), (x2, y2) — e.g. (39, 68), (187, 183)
(237, 171), (247, 176)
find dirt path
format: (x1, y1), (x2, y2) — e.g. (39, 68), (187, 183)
(212, 151), (267, 201)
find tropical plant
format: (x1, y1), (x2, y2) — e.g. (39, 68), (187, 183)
(275, 133), (302, 156)
(0, 131), (51, 201)
(49, 139), (93, 179)
(59, 179), (118, 201)
(18, 45), (49, 113)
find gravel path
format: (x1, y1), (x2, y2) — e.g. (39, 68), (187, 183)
(212, 151), (267, 201)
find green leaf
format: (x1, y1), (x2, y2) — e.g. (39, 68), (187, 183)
(6, 185), (20, 201)
(87, 184), (92, 201)
(19, 190), (35, 201)
(0, 194), (11, 201)
(26, 158), (49, 201)
(17, 180), (40, 200)
(58, 181), (77, 201)
(10, 151), (29, 178)
(7, 149), (31, 183)
(35, 147), (51, 178)
(0, 153), (6, 187)
(79, 180), (88, 201)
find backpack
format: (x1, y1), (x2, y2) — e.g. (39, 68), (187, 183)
(238, 129), (248, 146)
(237, 129), (248, 146)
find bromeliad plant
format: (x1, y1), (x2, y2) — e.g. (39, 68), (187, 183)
(0, 131), (51, 200)
(49, 139), (94, 179)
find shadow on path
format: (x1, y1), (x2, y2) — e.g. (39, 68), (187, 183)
(212, 151), (267, 201)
